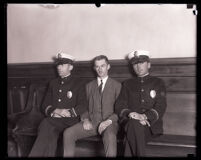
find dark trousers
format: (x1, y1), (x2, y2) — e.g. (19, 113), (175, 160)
(123, 119), (152, 157)
(28, 117), (79, 157)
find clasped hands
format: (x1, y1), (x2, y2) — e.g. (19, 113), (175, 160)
(51, 108), (71, 118)
(128, 112), (150, 127)
(83, 119), (112, 135)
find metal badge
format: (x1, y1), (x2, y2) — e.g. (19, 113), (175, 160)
(67, 91), (72, 99)
(58, 53), (62, 58)
(150, 90), (156, 99)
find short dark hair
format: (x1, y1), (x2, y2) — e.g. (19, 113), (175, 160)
(93, 55), (109, 66)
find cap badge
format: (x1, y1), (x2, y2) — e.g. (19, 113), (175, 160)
(67, 91), (72, 99)
(134, 52), (138, 58)
(150, 90), (156, 99)
(58, 53), (62, 58)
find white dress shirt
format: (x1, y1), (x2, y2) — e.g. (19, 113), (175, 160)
(97, 76), (108, 92)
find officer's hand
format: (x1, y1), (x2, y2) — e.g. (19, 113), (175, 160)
(52, 109), (71, 117)
(139, 120), (147, 125)
(60, 109), (71, 117)
(140, 119), (151, 127)
(128, 112), (144, 121)
(98, 119), (112, 135)
(83, 119), (93, 130)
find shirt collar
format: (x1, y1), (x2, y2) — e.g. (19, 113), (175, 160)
(97, 76), (108, 86)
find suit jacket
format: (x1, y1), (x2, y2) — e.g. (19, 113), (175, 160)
(81, 77), (121, 125)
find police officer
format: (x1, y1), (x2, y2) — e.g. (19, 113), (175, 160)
(115, 50), (167, 157)
(29, 52), (87, 157)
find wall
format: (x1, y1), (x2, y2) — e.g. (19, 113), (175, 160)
(7, 4), (197, 63)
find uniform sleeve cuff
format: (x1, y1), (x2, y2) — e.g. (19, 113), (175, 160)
(46, 106), (56, 117)
(145, 109), (159, 123)
(119, 109), (131, 118)
(45, 105), (52, 116)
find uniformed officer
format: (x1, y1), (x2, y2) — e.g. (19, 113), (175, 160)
(115, 50), (167, 157)
(29, 52), (87, 157)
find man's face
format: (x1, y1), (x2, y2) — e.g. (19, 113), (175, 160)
(57, 63), (73, 78)
(133, 61), (150, 77)
(94, 59), (110, 79)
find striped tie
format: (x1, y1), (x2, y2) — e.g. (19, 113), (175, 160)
(99, 80), (103, 94)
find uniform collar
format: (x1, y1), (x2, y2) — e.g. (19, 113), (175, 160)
(59, 74), (72, 81)
(137, 73), (150, 81)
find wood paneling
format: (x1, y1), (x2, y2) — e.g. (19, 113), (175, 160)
(163, 93), (196, 136)
(8, 57), (196, 92)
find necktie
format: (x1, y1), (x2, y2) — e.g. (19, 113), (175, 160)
(99, 80), (103, 94)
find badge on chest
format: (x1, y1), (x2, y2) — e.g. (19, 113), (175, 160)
(150, 90), (156, 99)
(67, 91), (72, 99)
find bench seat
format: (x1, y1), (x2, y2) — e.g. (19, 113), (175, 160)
(75, 134), (196, 157)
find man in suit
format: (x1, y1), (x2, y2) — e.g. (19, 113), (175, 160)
(115, 50), (167, 157)
(63, 55), (121, 157)
(29, 52), (87, 157)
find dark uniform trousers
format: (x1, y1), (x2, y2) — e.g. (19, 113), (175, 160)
(29, 117), (79, 157)
(29, 75), (87, 157)
(123, 119), (151, 157)
(115, 75), (167, 157)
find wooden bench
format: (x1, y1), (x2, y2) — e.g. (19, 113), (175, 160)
(7, 57), (196, 157)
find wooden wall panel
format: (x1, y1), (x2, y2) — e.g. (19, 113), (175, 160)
(8, 58), (196, 92)
(163, 93), (196, 136)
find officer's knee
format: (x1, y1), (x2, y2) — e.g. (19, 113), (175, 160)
(127, 119), (141, 128)
(38, 118), (52, 130)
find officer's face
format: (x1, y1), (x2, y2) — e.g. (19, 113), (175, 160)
(94, 59), (110, 79)
(133, 61), (150, 77)
(57, 64), (73, 78)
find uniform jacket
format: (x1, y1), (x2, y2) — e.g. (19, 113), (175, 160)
(81, 77), (121, 125)
(41, 75), (87, 119)
(115, 75), (167, 135)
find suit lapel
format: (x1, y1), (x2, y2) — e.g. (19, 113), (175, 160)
(102, 77), (112, 99)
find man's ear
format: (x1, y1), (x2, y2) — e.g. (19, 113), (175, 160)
(148, 62), (151, 69)
(69, 64), (73, 71)
(107, 64), (111, 70)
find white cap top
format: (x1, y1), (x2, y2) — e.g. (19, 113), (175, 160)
(56, 52), (75, 61)
(128, 50), (150, 60)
